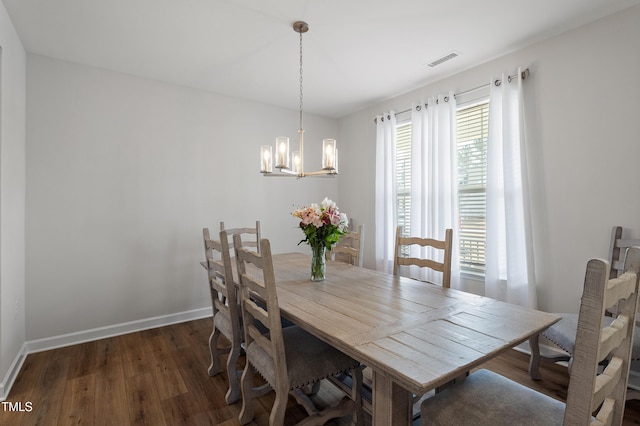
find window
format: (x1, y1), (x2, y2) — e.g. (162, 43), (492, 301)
(394, 100), (489, 275)
(396, 121), (412, 243)
(456, 102), (489, 275)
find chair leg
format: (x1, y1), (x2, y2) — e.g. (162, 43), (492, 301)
(208, 326), (221, 376)
(238, 362), (256, 425)
(270, 384), (289, 426)
(351, 366), (364, 426)
(528, 334), (542, 380)
(224, 340), (241, 404)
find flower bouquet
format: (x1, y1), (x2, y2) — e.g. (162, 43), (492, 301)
(292, 198), (349, 281)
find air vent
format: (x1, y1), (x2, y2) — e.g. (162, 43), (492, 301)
(427, 51), (460, 68)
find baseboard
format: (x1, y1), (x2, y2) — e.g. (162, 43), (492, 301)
(1, 307), (211, 401)
(26, 307), (212, 354)
(0, 342), (28, 402)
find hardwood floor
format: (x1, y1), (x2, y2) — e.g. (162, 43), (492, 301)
(2, 317), (640, 425)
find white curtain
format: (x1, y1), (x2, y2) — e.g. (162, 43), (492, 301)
(375, 111), (397, 273)
(485, 68), (537, 308)
(407, 93), (460, 287)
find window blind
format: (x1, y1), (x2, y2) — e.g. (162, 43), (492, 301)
(456, 102), (489, 274)
(396, 122), (412, 248)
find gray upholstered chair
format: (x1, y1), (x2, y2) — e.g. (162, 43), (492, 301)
(529, 225), (640, 395)
(393, 225), (453, 287)
(327, 224), (365, 267)
(420, 247), (640, 425)
(234, 235), (364, 425)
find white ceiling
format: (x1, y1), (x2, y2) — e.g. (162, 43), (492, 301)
(3, 0), (640, 118)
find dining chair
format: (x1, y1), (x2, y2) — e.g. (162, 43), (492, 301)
(528, 225), (640, 397)
(202, 221), (267, 405)
(393, 225), (453, 287)
(420, 246), (640, 425)
(234, 235), (364, 426)
(392, 225), (455, 411)
(609, 225), (640, 279)
(324, 222), (371, 412)
(327, 224), (365, 267)
(221, 220), (261, 253)
(201, 228), (243, 404)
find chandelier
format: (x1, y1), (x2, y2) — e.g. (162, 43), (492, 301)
(260, 21), (338, 178)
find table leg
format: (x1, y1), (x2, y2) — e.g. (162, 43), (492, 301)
(528, 334), (542, 380)
(372, 370), (412, 426)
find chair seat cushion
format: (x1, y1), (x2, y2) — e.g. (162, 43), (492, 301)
(246, 325), (360, 389)
(543, 314), (640, 360)
(420, 369), (565, 425)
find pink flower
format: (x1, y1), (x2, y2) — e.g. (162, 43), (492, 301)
(328, 210), (341, 226)
(292, 198), (349, 247)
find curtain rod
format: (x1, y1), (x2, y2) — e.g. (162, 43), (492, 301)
(374, 68), (529, 123)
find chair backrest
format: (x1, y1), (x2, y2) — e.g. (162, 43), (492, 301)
(609, 226), (640, 279)
(221, 220), (261, 253)
(234, 236), (288, 387)
(564, 246), (640, 425)
(392, 225), (453, 288)
(327, 224), (365, 267)
(202, 228), (241, 334)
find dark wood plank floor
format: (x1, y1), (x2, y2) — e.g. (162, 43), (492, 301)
(2, 317), (640, 425)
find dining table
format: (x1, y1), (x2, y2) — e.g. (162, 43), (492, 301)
(256, 252), (560, 425)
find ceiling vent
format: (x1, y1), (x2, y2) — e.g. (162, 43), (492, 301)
(427, 51), (460, 68)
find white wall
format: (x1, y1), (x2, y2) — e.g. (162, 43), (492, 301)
(17, 0), (640, 356)
(25, 55), (339, 341)
(338, 4), (640, 313)
(0, 0), (26, 399)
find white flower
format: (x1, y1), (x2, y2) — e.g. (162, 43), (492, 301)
(321, 197), (337, 210)
(339, 213), (349, 231)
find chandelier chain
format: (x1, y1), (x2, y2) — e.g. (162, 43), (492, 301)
(299, 29), (304, 130)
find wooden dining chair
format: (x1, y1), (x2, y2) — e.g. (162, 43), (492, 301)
(201, 221), (266, 405)
(234, 235), (364, 426)
(393, 225), (453, 287)
(324, 223), (370, 414)
(609, 226), (640, 279)
(201, 228), (243, 404)
(420, 246), (640, 425)
(529, 225), (640, 395)
(327, 224), (365, 267)
(221, 220), (261, 253)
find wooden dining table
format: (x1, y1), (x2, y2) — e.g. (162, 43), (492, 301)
(259, 252), (560, 425)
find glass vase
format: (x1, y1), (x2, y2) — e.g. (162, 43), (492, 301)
(310, 244), (327, 281)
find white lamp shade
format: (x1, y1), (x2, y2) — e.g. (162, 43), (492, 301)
(260, 145), (273, 173)
(322, 139), (337, 170)
(275, 137), (290, 169)
(334, 148), (338, 173)
(292, 151), (301, 174)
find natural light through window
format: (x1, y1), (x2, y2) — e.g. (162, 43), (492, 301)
(395, 100), (489, 274)
(456, 101), (488, 275)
